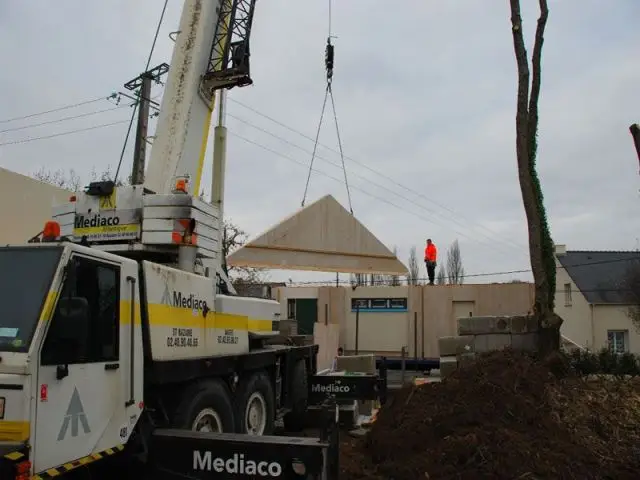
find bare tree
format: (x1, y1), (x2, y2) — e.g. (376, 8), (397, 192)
(436, 265), (446, 285)
(33, 167), (81, 191)
(389, 246), (401, 286)
(509, 0), (562, 354)
(407, 246), (420, 285)
(445, 239), (465, 285)
(221, 219), (266, 284)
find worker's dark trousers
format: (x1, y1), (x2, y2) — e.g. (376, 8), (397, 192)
(425, 262), (436, 285)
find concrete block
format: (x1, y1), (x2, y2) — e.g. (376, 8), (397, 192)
(509, 315), (538, 334)
(525, 316), (539, 332)
(458, 316), (511, 336)
(335, 355), (376, 416)
(439, 356), (458, 378)
(511, 333), (538, 352)
(508, 315), (527, 334)
(438, 335), (474, 357)
(459, 352), (477, 366)
(473, 333), (512, 353)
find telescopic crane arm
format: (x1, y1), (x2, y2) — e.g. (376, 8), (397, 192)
(144, 0), (256, 197)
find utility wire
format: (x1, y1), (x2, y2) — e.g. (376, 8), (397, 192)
(0, 120), (130, 147)
(0, 96), (110, 124)
(0, 104), (129, 134)
(229, 130), (526, 259)
(228, 97), (527, 253)
(227, 112), (526, 257)
(114, 0), (169, 182)
(291, 256), (640, 285)
(1, 89), (528, 255)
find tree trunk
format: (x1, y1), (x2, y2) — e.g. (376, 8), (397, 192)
(509, 0), (562, 356)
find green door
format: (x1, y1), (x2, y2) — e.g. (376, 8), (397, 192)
(295, 299), (318, 335)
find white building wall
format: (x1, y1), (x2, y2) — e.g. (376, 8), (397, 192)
(0, 167), (70, 244)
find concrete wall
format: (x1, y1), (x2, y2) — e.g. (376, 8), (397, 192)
(0, 168), (70, 244)
(274, 283), (535, 358)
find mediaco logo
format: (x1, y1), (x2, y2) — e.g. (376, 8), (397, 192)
(74, 213), (121, 228)
(172, 291), (208, 311)
(310, 381), (351, 394)
(193, 451), (282, 477)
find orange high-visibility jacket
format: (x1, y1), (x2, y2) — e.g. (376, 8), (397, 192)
(424, 244), (437, 263)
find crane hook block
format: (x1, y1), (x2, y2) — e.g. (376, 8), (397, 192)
(325, 41), (335, 80)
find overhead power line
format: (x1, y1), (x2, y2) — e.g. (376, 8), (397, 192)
(227, 97), (528, 253)
(0, 105), (129, 134)
(0, 95), (116, 124)
(227, 112), (526, 257)
(0, 120), (129, 147)
(228, 130), (524, 260)
(291, 256), (640, 285)
(1, 88), (529, 257)
(115, 0), (170, 182)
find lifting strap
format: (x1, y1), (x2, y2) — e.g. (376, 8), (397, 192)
(301, 0), (353, 214)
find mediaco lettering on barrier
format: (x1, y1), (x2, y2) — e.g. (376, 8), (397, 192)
(310, 381), (351, 394)
(193, 451), (283, 477)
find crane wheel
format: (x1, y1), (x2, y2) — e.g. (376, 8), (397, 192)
(283, 359), (308, 432)
(172, 379), (235, 433)
(234, 370), (275, 435)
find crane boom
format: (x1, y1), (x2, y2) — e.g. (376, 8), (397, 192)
(145, 0), (255, 196)
(50, 0), (257, 285)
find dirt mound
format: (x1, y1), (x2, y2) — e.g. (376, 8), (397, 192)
(341, 349), (640, 480)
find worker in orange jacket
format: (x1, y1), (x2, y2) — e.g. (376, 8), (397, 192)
(424, 239), (437, 285)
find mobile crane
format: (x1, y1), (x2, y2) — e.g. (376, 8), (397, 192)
(0, 0), (367, 478)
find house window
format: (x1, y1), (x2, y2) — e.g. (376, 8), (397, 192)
(370, 299), (388, 309)
(351, 298), (408, 312)
(287, 299), (296, 319)
(607, 330), (628, 354)
(564, 283), (572, 306)
(351, 299), (369, 310)
(389, 298), (408, 310)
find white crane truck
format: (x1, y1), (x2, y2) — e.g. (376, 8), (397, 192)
(0, 0), (361, 478)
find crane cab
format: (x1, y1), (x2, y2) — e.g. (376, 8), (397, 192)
(0, 243), (143, 476)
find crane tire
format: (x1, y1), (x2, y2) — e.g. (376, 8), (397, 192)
(172, 379), (235, 433)
(283, 359), (308, 432)
(234, 370), (275, 435)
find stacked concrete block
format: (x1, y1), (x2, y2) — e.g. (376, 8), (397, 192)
(438, 315), (539, 378)
(335, 354), (377, 416)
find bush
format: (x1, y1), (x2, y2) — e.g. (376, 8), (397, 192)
(564, 348), (640, 377)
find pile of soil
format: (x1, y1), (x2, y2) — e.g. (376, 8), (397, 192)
(340, 349), (640, 480)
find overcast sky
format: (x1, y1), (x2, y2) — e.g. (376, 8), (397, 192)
(1, 1), (639, 285)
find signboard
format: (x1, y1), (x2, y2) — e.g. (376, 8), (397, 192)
(72, 186), (142, 242)
(148, 429), (328, 479)
(308, 374), (379, 403)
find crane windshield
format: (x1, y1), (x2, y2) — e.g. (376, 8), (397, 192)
(0, 246), (63, 352)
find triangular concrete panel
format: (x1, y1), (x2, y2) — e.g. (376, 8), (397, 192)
(227, 195), (408, 275)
